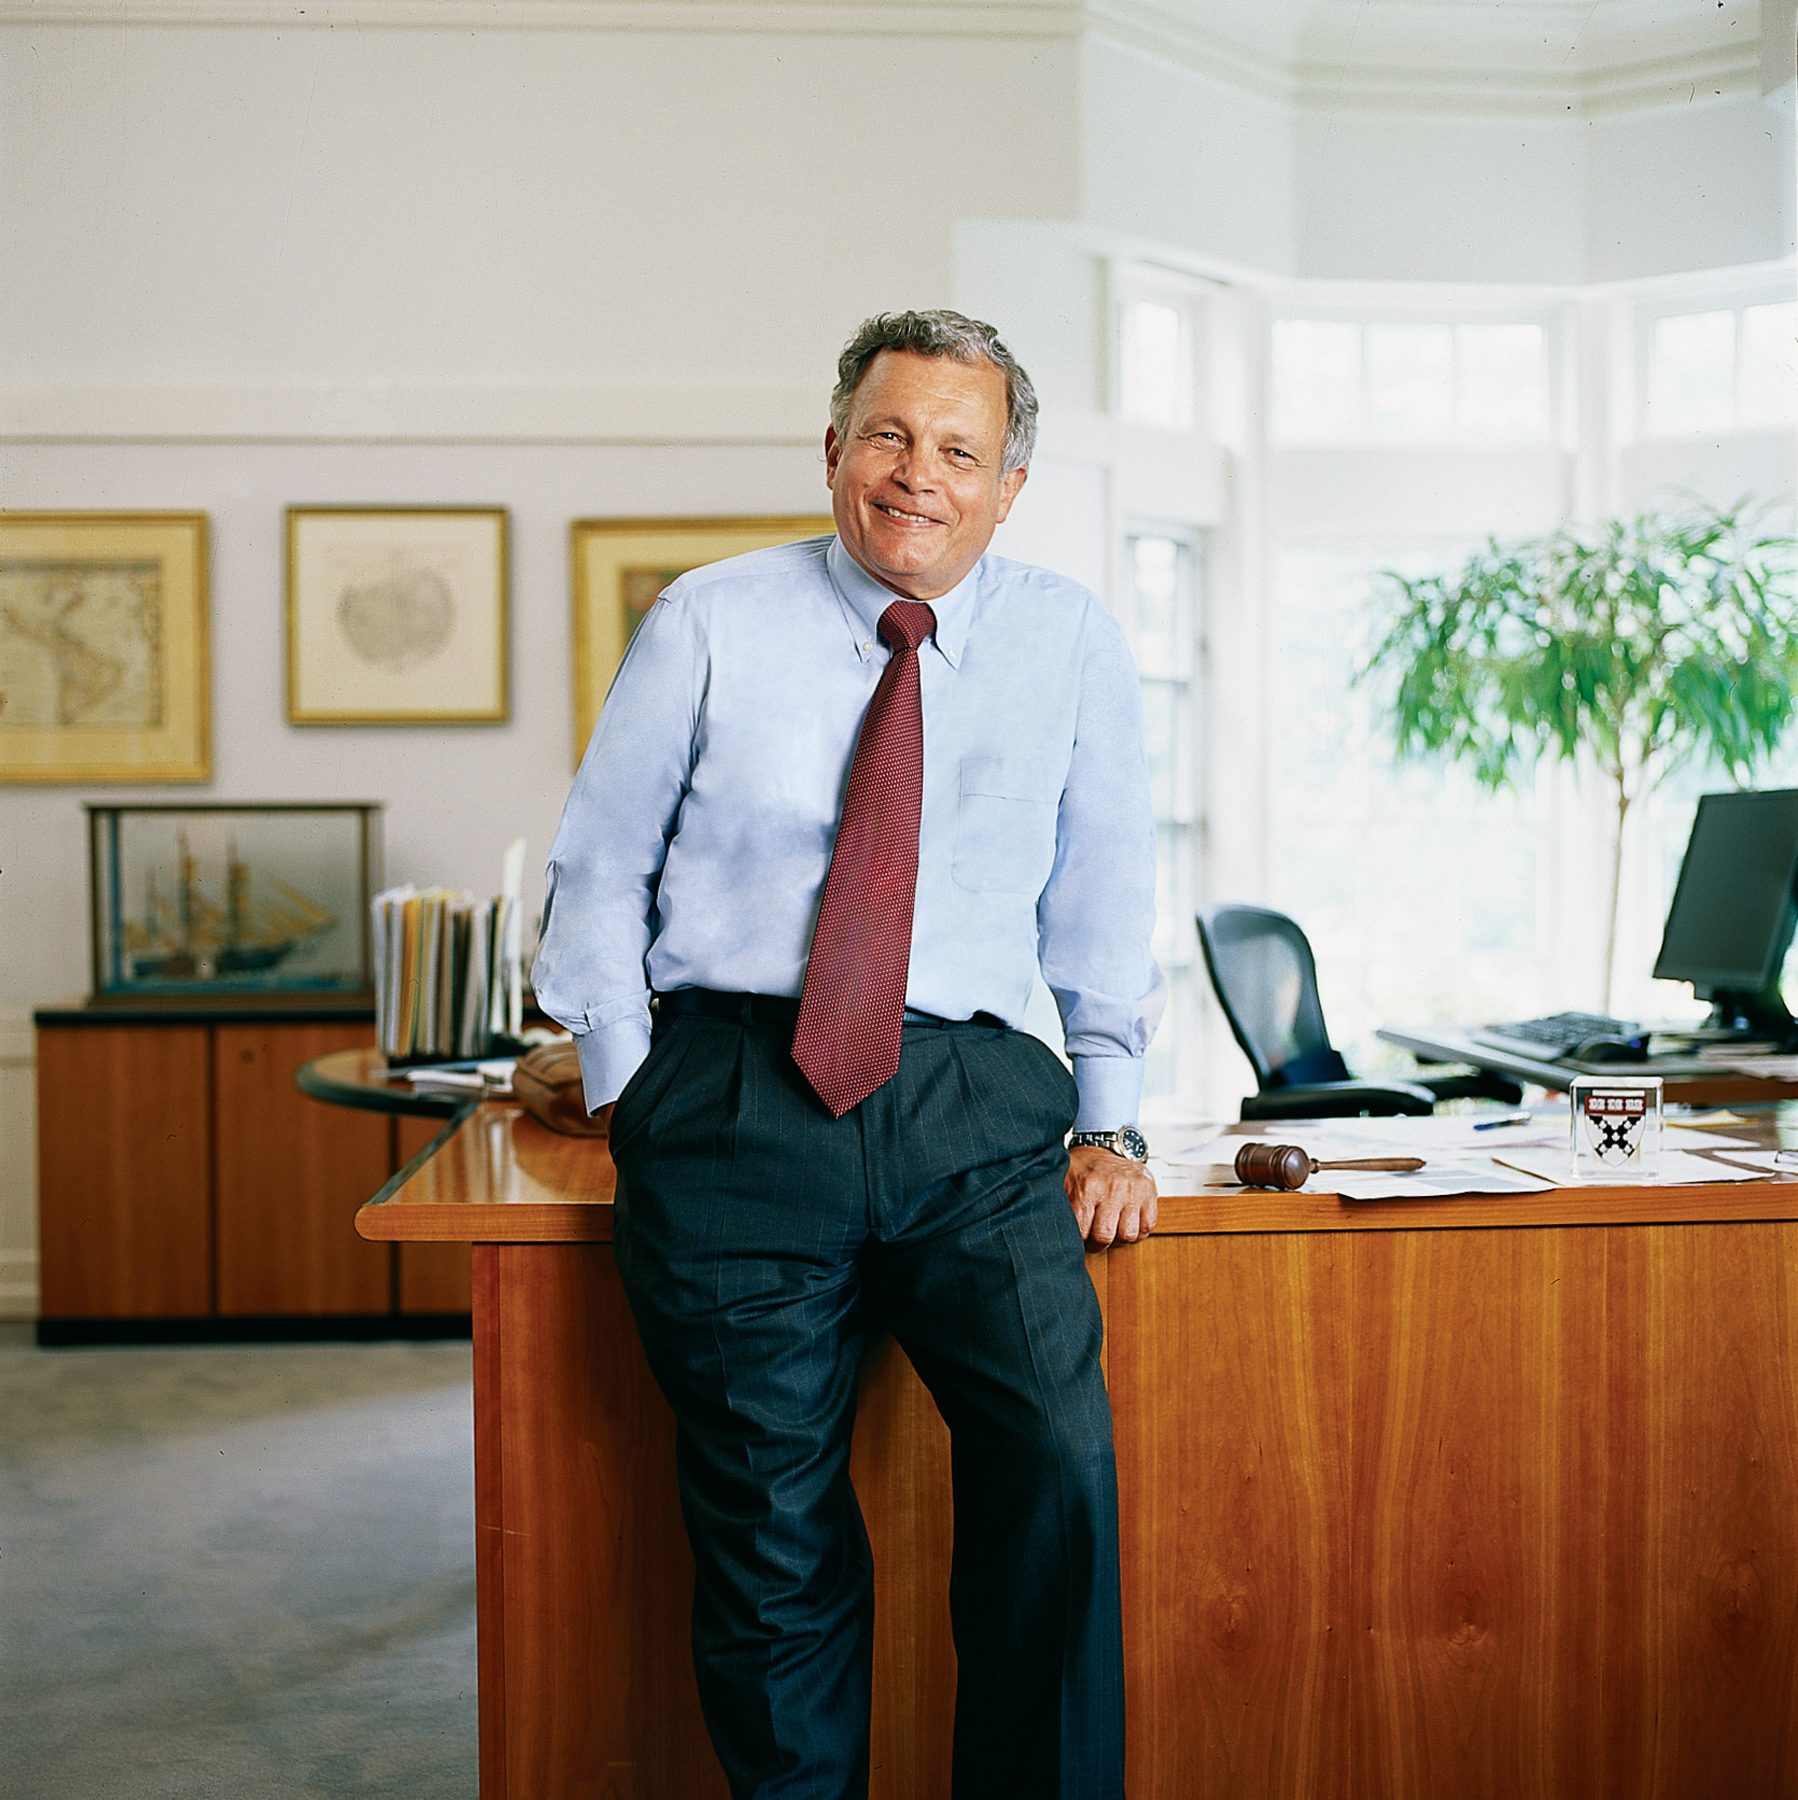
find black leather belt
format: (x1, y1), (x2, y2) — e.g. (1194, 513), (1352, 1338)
(653, 989), (1003, 1031)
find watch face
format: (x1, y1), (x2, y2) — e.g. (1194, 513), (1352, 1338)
(1116, 1126), (1148, 1162)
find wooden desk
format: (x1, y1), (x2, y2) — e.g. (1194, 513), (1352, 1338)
(357, 1106), (1798, 1800)
(1380, 1021), (1798, 1107)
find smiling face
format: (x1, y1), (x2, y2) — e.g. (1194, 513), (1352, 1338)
(825, 349), (1028, 601)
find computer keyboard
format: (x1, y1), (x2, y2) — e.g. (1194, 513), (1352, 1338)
(1473, 1011), (1645, 1059)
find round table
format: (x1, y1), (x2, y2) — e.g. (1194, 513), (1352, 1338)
(295, 1045), (491, 1119)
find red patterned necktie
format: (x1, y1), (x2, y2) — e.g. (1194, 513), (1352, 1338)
(792, 599), (937, 1117)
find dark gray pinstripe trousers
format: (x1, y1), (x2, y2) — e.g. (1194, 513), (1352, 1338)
(608, 1008), (1126, 1800)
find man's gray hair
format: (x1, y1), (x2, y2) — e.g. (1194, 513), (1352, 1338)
(831, 310), (1038, 474)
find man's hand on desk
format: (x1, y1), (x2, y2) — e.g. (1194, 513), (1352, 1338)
(1066, 1147), (1157, 1250)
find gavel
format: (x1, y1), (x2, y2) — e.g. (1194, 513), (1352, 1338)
(1208, 1143), (1426, 1191)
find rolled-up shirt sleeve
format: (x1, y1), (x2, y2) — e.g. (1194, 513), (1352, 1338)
(1037, 608), (1167, 1131)
(532, 598), (705, 1112)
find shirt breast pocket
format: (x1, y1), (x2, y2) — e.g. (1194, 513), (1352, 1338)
(951, 758), (1061, 896)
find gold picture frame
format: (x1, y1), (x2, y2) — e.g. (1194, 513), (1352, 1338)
(0, 511), (210, 783)
(570, 515), (833, 765)
(286, 506), (509, 724)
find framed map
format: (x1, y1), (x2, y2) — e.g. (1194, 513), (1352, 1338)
(0, 512), (210, 783)
(286, 507), (509, 723)
(570, 515), (832, 767)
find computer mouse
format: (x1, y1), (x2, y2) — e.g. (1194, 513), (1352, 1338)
(1575, 1036), (1650, 1064)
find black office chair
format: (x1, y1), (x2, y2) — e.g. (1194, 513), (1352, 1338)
(1196, 903), (1525, 1121)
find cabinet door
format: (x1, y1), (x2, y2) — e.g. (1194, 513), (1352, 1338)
(36, 1024), (213, 1319)
(215, 1022), (393, 1315)
(395, 1112), (473, 1313)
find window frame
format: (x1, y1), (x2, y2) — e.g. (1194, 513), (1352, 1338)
(1635, 282), (1798, 440)
(1266, 302), (1564, 449)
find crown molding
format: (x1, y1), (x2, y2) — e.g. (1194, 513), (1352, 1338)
(1, 0), (1763, 118)
(0, 0), (1081, 35)
(1086, 0), (1764, 119)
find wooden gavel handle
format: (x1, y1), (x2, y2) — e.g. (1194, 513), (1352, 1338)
(1232, 1144), (1426, 1190)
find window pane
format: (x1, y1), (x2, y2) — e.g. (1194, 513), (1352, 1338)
(1118, 300), (1192, 430)
(1129, 535), (1188, 680)
(1152, 824), (1193, 967)
(1740, 301), (1798, 428)
(1145, 828), (1195, 1103)
(1366, 324), (1455, 440)
(1270, 320), (1361, 442)
(1456, 323), (1548, 436)
(1269, 545), (1547, 1066)
(1648, 310), (1735, 434)
(1140, 681), (1182, 820)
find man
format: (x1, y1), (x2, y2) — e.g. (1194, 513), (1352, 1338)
(533, 310), (1164, 1799)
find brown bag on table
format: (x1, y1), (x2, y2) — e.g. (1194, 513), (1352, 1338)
(511, 1040), (609, 1137)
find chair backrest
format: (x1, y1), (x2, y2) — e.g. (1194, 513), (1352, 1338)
(1196, 904), (1349, 1091)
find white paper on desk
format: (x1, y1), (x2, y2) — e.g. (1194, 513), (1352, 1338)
(408, 1058), (516, 1095)
(1154, 1136), (1553, 1199)
(1491, 1147), (1768, 1186)
(1154, 1129), (1236, 1164)
(1277, 1113), (1757, 1153)
(1310, 1113), (1569, 1152)
(1708, 1151), (1798, 1174)
(1321, 1158), (1554, 1200)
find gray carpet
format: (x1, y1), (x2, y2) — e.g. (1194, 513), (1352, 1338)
(0, 1327), (477, 1799)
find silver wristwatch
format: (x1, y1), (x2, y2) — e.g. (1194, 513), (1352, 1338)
(1068, 1126), (1149, 1162)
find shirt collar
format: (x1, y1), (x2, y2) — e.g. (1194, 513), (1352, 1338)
(826, 535), (975, 670)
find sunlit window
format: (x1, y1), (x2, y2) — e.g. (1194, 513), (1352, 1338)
(1648, 310), (1736, 433)
(1646, 300), (1797, 435)
(1271, 318), (1549, 443)
(1117, 533), (1198, 1103)
(1268, 546), (1549, 1065)
(1458, 325), (1552, 434)
(1118, 299), (1194, 430)
(1366, 324), (1454, 439)
(1270, 321), (1360, 440)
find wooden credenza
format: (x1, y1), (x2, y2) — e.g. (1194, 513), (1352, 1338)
(34, 1006), (469, 1336)
(355, 1099), (1798, 1800)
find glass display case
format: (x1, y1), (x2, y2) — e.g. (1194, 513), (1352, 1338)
(88, 803), (380, 1001)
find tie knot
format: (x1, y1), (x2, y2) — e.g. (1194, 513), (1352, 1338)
(878, 601), (936, 655)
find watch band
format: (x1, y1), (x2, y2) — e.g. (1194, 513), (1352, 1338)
(1069, 1126), (1149, 1162)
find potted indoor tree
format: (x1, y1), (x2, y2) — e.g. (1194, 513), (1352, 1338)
(1359, 501), (1798, 1010)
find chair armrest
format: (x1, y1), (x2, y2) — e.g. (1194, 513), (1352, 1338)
(1240, 1080), (1436, 1121)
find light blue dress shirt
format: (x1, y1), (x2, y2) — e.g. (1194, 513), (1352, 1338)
(533, 534), (1165, 1130)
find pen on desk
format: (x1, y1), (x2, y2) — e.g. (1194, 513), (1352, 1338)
(1472, 1112), (1534, 1131)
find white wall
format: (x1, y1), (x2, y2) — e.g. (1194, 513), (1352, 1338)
(0, 1008), (34, 1318)
(1587, 93), (1797, 283)
(1079, 38), (1296, 277)
(1, 22), (1079, 428)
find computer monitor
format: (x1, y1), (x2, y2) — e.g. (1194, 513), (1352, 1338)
(1652, 787), (1798, 1040)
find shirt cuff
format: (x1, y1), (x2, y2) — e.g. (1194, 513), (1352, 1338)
(573, 1016), (654, 1114)
(1070, 1054), (1145, 1134)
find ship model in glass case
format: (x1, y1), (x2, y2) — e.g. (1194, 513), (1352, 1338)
(89, 803), (378, 1001)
